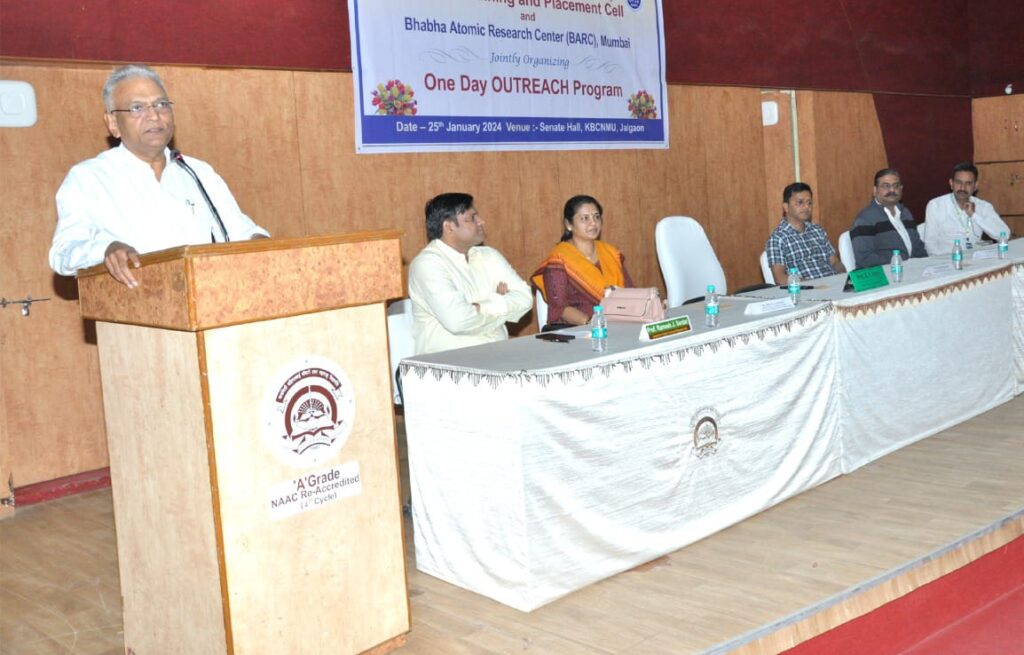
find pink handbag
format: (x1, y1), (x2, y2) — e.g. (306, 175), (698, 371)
(602, 287), (666, 323)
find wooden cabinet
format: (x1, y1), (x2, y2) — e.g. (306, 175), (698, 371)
(975, 96), (1024, 236)
(973, 96), (1024, 163)
(977, 162), (1024, 215)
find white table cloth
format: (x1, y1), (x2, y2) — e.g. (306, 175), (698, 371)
(1003, 239), (1024, 395)
(738, 249), (1018, 470)
(401, 299), (839, 611)
(830, 259), (1014, 470)
(401, 241), (1022, 612)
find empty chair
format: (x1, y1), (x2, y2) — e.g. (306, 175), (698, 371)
(759, 251), (774, 284)
(837, 230), (857, 272)
(655, 216), (727, 308)
(535, 289), (548, 330)
(385, 299), (415, 405)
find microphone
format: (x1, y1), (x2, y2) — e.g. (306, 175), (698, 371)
(171, 149), (230, 243)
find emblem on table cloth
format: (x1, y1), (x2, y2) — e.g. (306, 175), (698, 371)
(690, 407), (721, 458)
(262, 356), (356, 468)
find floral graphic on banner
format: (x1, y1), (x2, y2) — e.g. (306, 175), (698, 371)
(627, 90), (657, 119)
(372, 80), (418, 116)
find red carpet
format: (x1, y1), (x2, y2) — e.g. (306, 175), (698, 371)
(781, 535), (1024, 655)
(902, 586), (1024, 654)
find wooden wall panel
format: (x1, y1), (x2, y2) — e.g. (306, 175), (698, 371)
(973, 96), (1024, 163)
(0, 64), (111, 486)
(804, 91), (889, 246)
(293, 71), (431, 274)
(762, 91), (797, 234)
(0, 62), (891, 485)
(637, 85), (711, 284)
(700, 86), (768, 292)
(795, 91), (821, 211)
(514, 149), (569, 278)
(509, 149), (570, 330)
(166, 68), (306, 239)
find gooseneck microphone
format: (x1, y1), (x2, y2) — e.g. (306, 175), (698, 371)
(171, 149), (230, 243)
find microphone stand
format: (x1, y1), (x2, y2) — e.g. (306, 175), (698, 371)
(171, 149), (230, 243)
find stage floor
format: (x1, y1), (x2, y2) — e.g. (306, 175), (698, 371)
(2, 395), (1023, 655)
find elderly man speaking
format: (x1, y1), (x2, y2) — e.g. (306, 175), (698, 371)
(48, 64), (268, 288)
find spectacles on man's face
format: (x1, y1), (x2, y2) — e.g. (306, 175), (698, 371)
(109, 100), (175, 117)
(877, 182), (903, 191)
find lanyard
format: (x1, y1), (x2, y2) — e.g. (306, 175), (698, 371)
(950, 194), (975, 236)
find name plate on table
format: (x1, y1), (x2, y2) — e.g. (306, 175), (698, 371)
(848, 266), (890, 292)
(743, 297), (795, 316)
(972, 249), (998, 261)
(640, 315), (692, 341)
(922, 262), (955, 278)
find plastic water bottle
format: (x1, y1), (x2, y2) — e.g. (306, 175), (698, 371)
(787, 268), (801, 305)
(590, 305), (607, 353)
(952, 239), (963, 270)
(704, 285), (719, 328)
(890, 249), (903, 283)
(998, 231), (1009, 260)
(964, 216), (974, 249)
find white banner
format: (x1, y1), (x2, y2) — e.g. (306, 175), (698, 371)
(348, 0), (667, 153)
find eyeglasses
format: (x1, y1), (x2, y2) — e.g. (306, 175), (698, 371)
(109, 100), (174, 117)
(877, 182), (903, 191)
(574, 213), (603, 223)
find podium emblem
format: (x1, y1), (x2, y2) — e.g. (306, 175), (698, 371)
(264, 356), (356, 468)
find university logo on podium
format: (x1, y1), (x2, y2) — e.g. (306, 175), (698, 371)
(263, 356), (356, 468)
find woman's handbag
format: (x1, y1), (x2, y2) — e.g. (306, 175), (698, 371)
(601, 287), (666, 323)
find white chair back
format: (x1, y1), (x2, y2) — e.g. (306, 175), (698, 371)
(916, 221), (927, 243)
(535, 289), (548, 329)
(759, 251), (774, 284)
(386, 299), (415, 405)
(655, 216), (727, 307)
(838, 230), (856, 272)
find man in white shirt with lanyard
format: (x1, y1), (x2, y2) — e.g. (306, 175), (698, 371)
(49, 64), (269, 288)
(408, 193), (532, 355)
(923, 162), (1010, 255)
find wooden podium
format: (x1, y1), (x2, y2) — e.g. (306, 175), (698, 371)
(77, 232), (410, 655)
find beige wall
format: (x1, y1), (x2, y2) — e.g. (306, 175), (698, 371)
(0, 61), (890, 486)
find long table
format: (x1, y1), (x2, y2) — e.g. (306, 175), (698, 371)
(400, 240), (1023, 612)
(738, 248), (1017, 470)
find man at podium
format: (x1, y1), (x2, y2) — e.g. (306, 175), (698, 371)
(48, 64), (269, 288)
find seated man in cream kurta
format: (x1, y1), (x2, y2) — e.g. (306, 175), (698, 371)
(408, 193), (532, 355)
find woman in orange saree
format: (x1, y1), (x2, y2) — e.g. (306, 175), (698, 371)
(531, 195), (634, 329)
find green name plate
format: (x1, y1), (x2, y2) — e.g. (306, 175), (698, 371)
(642, 315), (692, 340)
(848, 265), (890, 292)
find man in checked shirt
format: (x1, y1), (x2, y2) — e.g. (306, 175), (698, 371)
(765, 182), (845, 284)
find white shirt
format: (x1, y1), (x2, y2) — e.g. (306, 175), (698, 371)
(408, 239), (532, 355)
(923, 193), (1009, 255)
(49, 144), (269, 275)
(879, 201), (913, 254)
